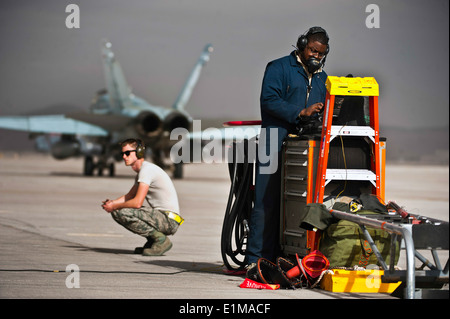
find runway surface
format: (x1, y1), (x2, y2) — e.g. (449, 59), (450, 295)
(0, 153), (448, 301)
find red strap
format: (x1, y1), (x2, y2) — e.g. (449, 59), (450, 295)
(239, 278), (279, 290)
(223, 120), (262, 127)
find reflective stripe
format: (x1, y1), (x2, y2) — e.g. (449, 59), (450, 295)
(164, 211), (184, 225)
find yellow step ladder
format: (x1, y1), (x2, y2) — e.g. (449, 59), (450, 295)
(313, 76), (384, 204)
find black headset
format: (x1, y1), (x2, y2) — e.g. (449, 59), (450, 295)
(297, 26), (330, 57)
(135, 139), (146, 159)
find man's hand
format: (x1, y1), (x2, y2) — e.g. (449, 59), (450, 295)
(101, 199), (114, 213)
(299, 102), (324, 118)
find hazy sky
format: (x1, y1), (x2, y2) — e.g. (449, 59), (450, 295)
(0, 0), (448, 129)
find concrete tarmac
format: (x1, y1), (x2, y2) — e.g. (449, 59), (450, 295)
(0, 153), (448, 301)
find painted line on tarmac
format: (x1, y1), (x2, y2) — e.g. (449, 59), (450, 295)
(66, 233), (124, 237)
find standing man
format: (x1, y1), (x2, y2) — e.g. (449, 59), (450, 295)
(246, 27), (330, 272)
(102, 138), (184, 256)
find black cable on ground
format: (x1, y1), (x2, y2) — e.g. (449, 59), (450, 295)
(221, 139), (255, 271)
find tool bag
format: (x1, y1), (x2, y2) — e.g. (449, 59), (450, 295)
(318, 198), (400, 268)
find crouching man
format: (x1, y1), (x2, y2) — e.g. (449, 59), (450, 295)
(102, 138), (184, 256)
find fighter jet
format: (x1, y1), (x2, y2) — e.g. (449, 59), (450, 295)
(0, 40), (214, 178)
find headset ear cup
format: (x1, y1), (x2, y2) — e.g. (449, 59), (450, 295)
(136, 141), (145, 159)
(298, 26), (329, 56)
(298, 35), (307, 51)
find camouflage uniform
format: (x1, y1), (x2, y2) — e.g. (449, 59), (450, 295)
(111, 207), (179, 238)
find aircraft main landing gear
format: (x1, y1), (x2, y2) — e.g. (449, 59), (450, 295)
(84, 156), (115, 177)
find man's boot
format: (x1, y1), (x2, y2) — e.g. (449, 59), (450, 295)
(142, 230), (172, 256)
(134, 237), (154, 254)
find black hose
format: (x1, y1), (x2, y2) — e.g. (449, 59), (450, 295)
(221, 139), (255, 270)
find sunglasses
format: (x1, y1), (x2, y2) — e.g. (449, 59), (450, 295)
(121, 150), (137, 157)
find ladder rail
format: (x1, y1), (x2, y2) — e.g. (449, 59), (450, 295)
(314, 92), (335, 202)
(370, 95), (381, 197)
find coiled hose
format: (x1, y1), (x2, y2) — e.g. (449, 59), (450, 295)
(221, 139), (256, 270)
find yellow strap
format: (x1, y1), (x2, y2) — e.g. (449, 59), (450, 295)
(166, 211), (185, 225)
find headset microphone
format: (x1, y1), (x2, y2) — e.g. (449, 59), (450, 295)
(305, 57), (322, 74)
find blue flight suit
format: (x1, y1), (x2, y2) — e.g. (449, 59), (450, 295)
(247, 51), (327, 264)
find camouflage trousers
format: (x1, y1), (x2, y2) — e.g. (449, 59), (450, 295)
(111, 207), (180, 238)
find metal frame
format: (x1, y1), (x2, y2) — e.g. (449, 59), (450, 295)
(329, 209), (449, 299)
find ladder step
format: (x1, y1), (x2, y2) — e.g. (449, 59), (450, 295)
(326, 169), (376, 181)
(330, 125), (375, 138)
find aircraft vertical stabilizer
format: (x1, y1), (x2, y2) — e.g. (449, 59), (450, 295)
(0, 41), (215, 179)
(101, 39), (131, 113)
(172, 44), (213, 111)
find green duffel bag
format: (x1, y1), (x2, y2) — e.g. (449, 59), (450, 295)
(318, 203), (400, 268)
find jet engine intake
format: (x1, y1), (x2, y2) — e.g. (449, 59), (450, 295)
(136, 111), (162, 137)
(163, 111), (191, 132)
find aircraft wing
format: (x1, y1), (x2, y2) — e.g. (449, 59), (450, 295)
(188, 121), (261, 142)
(67, 112), (131, 131)
(0, 115), (108, 136)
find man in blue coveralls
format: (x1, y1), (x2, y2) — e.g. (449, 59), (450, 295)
(246, 27), (330, 274)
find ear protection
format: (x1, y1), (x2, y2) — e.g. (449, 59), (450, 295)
(297, 26), (330, 56)
(136, 139), (146, 159)
(296, 26), (330, 73)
